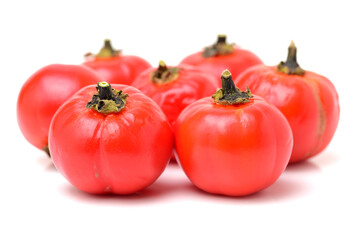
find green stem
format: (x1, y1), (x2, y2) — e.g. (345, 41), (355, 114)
(96, 39), (121, 58)
(212, 69), (253, 105)
(202, 34), (234, 58)
(97, 82), (113, 99)
(154, 60), (168, 78)
(86, 82), (128, 114)
(276, 41), (305, 75)
(217, 34), (227, 44)
(151, 61), (180, 84)
(85, 39), (121, 58)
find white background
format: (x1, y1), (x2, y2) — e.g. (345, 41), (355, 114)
(1, 0), (359, 239)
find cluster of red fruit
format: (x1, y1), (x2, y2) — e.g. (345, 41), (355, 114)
(17, 35), (340, 196)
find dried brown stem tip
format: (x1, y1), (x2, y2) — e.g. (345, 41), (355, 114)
(212, 69), (253, 105)
(85, 39), (122, 58)
(86, 82), (128, 114)
(151, 60), (180, 85)
(202, 34), (235, 58)
(276, 41), (306, 75)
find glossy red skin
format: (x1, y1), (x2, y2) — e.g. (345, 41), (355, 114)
(180, 47), (263, 82)
(174, 96), (293, 196)
(235, 65), (340, 163)
(132, 65), (219, 127)
(17, 64), (102, 150)
(49, 84), (173, 194)
(83, 55), (151, 85)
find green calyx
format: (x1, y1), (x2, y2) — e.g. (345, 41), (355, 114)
(86, 82), (128, 114)
(151, 60), (180, 84)
(202, 34), (235, 58)
(212, 69), (253, 105)
(276, 41), (306, 75)
(85, 39), (121, 58)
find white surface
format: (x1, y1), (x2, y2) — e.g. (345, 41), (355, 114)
(1, 0), (359, 239)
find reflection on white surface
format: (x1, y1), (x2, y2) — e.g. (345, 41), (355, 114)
(55, 153), (328, 205)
